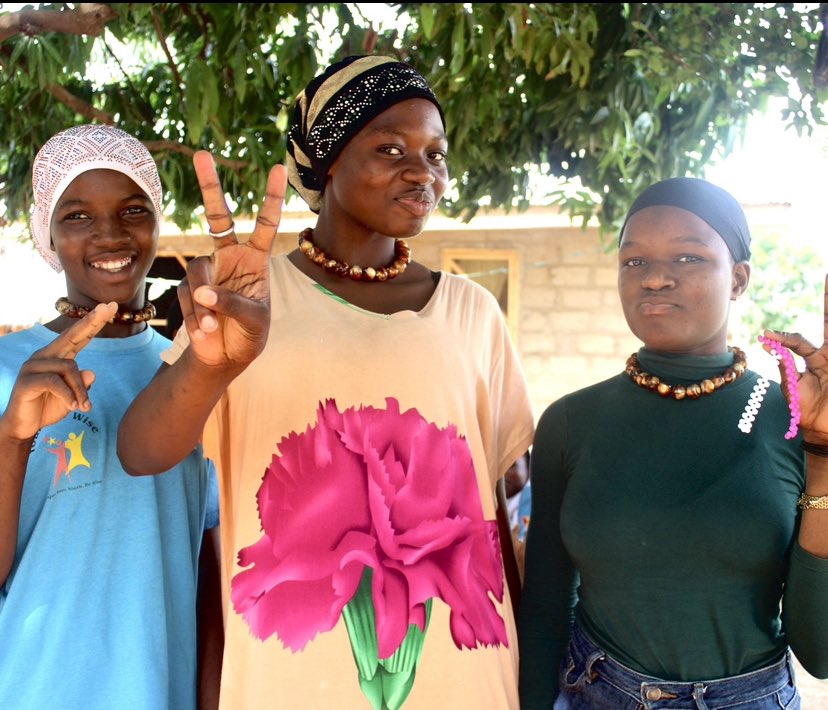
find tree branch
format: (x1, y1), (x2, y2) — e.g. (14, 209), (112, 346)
(46, 87), (249, 171)
(0, 4), (118, 43)
(142, 141), (248, 171)
(151, 7), (184, 89)
(46, 83), (114, 123)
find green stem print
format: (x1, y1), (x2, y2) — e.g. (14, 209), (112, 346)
(342, 567), (432, 710)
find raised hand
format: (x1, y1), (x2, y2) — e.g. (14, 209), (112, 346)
(763, 274), (828, 440)
(0, 302), (117, 441)
(178, 151), (287, 370)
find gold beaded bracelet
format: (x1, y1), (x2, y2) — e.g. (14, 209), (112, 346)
(798, 493), (828, 510)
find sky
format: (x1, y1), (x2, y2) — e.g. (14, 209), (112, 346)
(704, 100), (827, 249)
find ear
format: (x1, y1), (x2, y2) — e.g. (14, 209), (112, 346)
(731, 261), (750, 300)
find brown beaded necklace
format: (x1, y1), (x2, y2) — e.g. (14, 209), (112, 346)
(625, 346), (747, 400)
(298, 227), (410, 282)
(55, 297), (156, 324)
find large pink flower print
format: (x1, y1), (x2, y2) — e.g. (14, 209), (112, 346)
(230, 397), (508, 662)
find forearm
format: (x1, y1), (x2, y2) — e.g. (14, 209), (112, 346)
(783, 444), (828, 677)
(518, 407), (575, 707)
(783, 541), (828, 678)
(496, 477), (522, 618)
(519, 523), (577, 707)
(197, 526), (224, 710)
(117, 349), (242, 475)
(0, 428), (31, 585)
(797, 450), (828, 558)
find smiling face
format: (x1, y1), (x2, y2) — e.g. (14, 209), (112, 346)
(617, 205), (750, 356)
(50, 169), (160, 311)
(322, 98), (449, 238)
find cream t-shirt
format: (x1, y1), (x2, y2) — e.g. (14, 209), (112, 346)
(165, 253), (535, 709)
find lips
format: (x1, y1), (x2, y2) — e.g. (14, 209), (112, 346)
(639, 300), (678, 315)
(396, 191), (434, 218)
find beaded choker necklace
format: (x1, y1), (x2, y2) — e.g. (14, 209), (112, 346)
(55, 297), (156, 324)
(625, 346), (747, 400)
(298, 227), (410, 282)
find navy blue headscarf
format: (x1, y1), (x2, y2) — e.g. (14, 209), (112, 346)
(619, 177), (751, 262)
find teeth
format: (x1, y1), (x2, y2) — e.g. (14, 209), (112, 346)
(92, 257), (132, 272)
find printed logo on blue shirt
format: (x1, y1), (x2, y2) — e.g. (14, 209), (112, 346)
(44, 428), (92, 487)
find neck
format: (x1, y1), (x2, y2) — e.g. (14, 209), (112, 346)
(311, 222), (400, 262)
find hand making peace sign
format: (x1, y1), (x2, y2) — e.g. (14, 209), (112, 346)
(178, 151), (287, 369)
(0, 302), (118, 441)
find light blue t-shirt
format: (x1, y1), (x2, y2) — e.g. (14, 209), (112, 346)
(0, 324), (218, 710)
(517, 479), (532, 542)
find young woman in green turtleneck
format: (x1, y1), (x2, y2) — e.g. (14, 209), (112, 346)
(519, 177), (828, 709)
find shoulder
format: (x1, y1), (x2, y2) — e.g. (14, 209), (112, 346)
(270, 251), (292, 269)
(0, 325), (42, 343)
(537, 375), (626, 426)
(146, 327), (171, 348)
(438, 271), (499, 303)
(0, 326), (47, 360)
(438, 271), (494, 299)
(0, 328), (43, 397)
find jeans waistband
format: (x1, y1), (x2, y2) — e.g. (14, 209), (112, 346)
(567, 622), (796, 708)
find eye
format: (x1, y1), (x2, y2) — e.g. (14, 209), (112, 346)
(621, 257), (645, 267)
(379, 145), (403, 156)
(429, 150), (447, 162)
(677, 255), (703, 263)
(64, 211), (90, 221)
(123, 205), (151, 217)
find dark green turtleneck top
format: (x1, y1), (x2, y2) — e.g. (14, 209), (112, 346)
(518, 348), (828, 708)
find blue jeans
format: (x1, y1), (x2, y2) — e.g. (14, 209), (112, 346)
(554, 623), (800, 709)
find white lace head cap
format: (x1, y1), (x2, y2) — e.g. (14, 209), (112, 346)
(30, 124), (163, 273)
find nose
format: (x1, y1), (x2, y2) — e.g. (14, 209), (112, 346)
(90, 214), (130, 243)
(640, 262), (676, 290)
(402, 155), (436, 186)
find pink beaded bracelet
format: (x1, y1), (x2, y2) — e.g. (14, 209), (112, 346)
(758, 335), (801, 439)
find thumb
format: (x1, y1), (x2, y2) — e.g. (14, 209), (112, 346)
(81, 370), (96, 392)
(194, 285), (270, 335)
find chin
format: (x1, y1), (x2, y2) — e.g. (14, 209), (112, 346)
(401, 221), (431, 239)
(633, 330), (687, 354)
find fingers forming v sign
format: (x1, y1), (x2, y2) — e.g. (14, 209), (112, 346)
(178, 152), (287, 369)
(0, 303), (117, 441)
(764, 274), (828, 440)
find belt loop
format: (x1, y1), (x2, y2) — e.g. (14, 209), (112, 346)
(786, 650), (797, 686)
(692, 682), (709, 710)
(583, 649), (605, 682)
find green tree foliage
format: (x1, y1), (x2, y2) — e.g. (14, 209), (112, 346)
(0, 3), (825, 235)
(735, 229), (825, 345)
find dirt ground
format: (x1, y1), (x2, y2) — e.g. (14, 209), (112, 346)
(794, 656), (828, 707)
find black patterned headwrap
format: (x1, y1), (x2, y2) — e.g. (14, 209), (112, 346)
(286, 55), (445, 213)
(619, 177), (752, 262)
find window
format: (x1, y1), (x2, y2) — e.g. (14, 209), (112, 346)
(441, 248), (520, 344)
